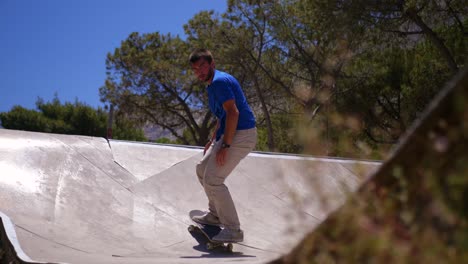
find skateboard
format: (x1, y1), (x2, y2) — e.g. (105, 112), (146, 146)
(188, 210), (234, 252)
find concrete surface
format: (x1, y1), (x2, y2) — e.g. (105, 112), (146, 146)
(0, 129), (380, 264)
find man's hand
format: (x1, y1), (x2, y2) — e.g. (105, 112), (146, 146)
(216, 148), (228, 166)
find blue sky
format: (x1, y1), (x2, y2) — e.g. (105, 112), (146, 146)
(0, 0), (227, 113)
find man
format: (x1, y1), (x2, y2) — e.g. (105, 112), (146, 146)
(189, 49), (257, 242)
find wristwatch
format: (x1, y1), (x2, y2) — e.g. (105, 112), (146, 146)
(221, 142), (231, 149)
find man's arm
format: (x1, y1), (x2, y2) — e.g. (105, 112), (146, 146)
(211, 120), (219, 142)
(222, 99), (239, 145)
(216, 99), (238, 166)
(204, 120), (219, 155)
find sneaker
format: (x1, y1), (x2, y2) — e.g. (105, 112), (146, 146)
(192, 212), (222, 226)
(212, 228), (244, 242)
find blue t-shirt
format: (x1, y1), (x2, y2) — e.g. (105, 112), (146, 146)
(207, 70), (256, 140)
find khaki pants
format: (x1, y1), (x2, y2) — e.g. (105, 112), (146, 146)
(196, 128), (257, 229)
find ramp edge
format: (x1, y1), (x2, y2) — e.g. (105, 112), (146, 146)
(0, 211), (61, 264)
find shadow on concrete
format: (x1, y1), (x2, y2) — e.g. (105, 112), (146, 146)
(185, 229), (257, 259)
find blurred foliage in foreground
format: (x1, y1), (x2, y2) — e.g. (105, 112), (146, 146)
(271, 67), (468, 263)
(0, 96), (146, 142)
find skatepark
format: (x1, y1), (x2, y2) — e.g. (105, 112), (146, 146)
(0, 128), (380, 264)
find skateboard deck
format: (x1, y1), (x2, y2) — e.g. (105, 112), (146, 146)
(188, 210), (234, 252)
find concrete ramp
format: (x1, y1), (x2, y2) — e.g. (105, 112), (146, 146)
(0, 129), (380, 263)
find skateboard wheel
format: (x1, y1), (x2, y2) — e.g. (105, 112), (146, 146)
(188, 225), (196, 232)
(227, 243), (233, 252)
(207, 242), (214, 250)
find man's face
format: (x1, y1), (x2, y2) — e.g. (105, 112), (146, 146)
(191, 58), (214, 83)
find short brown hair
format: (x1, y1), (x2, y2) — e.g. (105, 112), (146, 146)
(189, 48), (213, 64)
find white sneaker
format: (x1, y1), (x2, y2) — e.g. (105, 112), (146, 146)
(191, 212), (222, 226)
(213, 228), (244, 242)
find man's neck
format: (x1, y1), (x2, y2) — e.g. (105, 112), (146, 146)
(206, 69), (215, 85)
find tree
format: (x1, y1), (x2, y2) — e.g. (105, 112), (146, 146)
(218, 1), (371, 154)
(313, 0), (467, 145)
(222, 0), (285, 151)
(258, 0), (467, 149)
(184, 4), (288, 151)
(0, 96), (146, 141)
(99, 0), (466, 156)
(101, 32), (215, 146)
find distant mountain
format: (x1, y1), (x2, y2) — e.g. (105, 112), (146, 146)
(143, 124), (175, 141)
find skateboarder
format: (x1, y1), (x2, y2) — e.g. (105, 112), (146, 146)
(189, 48), (257, 242)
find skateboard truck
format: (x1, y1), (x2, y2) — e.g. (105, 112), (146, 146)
(188, 210), (236, 252)
(188, 224), (234, 252)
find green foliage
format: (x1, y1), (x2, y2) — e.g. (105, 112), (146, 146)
(256, 113), (302, 153)
(0, 96), (146, 141)
(0, 106), (50, 133)
(101, 31), (214, 146)
(112, 113), (147, 142)
(154, 137), (175, 144)
(98, 0), (466, 156)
